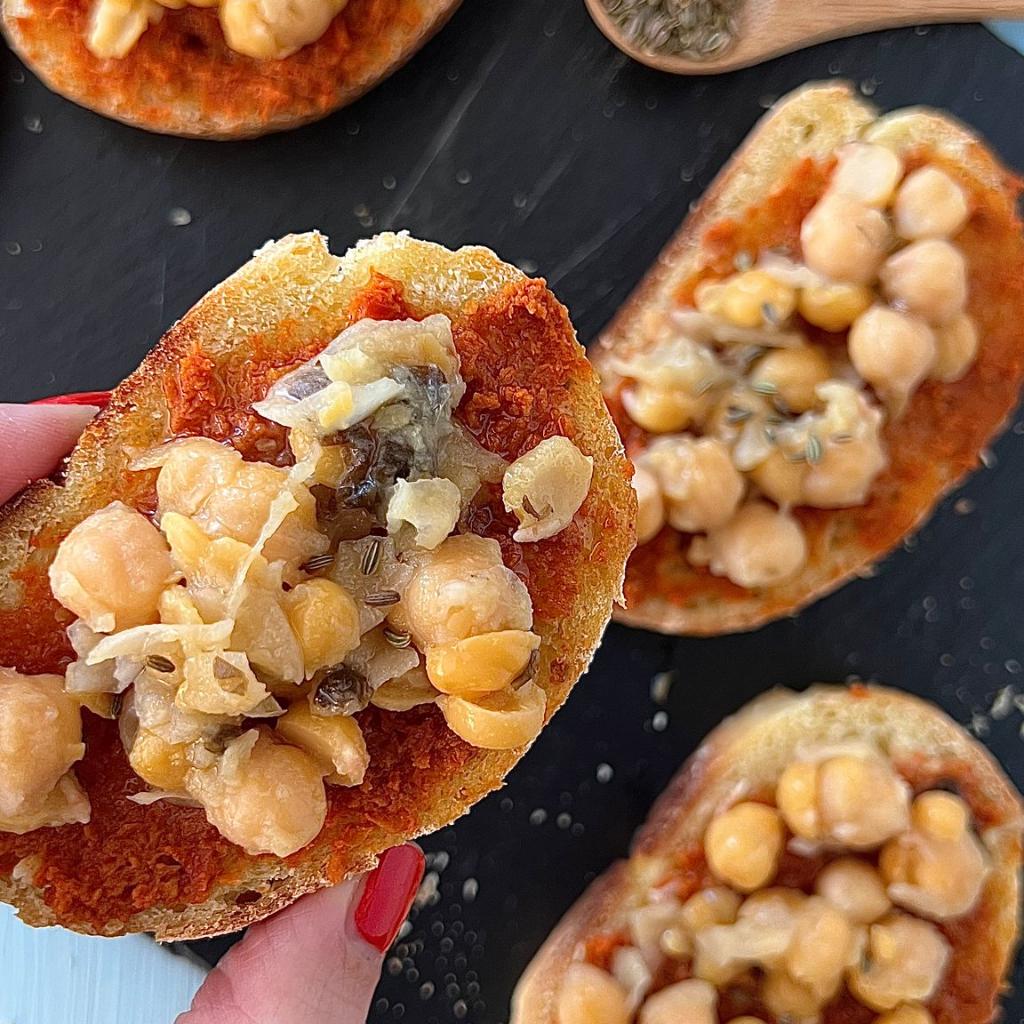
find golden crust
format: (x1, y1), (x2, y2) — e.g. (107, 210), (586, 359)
(598, 83), (1024, 636)
(0, 0), (461, 139)
(512, 684), (1024, 1024)
(0, 231), (635, 939)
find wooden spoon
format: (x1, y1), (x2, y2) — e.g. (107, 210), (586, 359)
(585, 0), (1024, 74)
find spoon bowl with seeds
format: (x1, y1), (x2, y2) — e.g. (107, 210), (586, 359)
(586, 0), (1024, 74)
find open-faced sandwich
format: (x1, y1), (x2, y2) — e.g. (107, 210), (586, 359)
(0, 0), (459, 138)
(513, 685), (1023, 1024)
(0, 231), (635, 938)
(597, 83), (1024, 635)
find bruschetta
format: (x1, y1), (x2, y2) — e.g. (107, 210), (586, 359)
(0, 0), (460, 138)
(513, 684), (1023, 1024)
(596, 83), (1024, 635)
(0, 230), (635, 938)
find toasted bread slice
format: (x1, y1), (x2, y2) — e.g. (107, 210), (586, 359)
(597, 83), (1024, 635)
(1, 0), (460, 138)
(0, 231), (635, 939)
(513, 684), (1024, 1024)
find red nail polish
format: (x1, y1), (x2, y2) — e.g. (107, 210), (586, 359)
(354, 845), (425, 953)
(32, 391), (112, 409)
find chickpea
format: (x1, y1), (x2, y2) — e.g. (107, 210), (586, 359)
(386, 477), (462, 550)
(702, 270), (798, 329)
(830, 143), (905, 208)
(556, 962), (630, 1024)
(628, 898), (683, 965)
(777, 753), (910, 849)
(879, 790), (989, 921)
(750, 347), (831, 414)
(401, 534), (533, 648)
(49, 501), (174, 634)
(156, 437), (325, 569)
(369, 665), (438, 712)
(503, 437), (593, 543)
(894, 166), (969, 240)
(761, 971), (822, 1024)
(186, 730), (327, 857)
(282, 578), (361, 678)
(623, 382), (709, 434)
(704, 501), (807, 590)
(798, 281), (874, 333)
(801, 193), (892, 285)
(704, 801), (784, 892)
(0, 668), (85, 819)
(848, 913), (951, 1011)
(931, 314), (979, 383)
(681, 886), (742, 931)
(633, 464), (666, 544)
(802, 433), (888, 509)
(848, 306), (936, 409)
(0, 772), (90, 834)
(220, 0), (346, 60)
(276, 702), (369, 786)
(129, 728), (190, 792)
(639, 979), (717, 1024)
(438, 679), (546, 750)
(815, 857), (891, 923)
(879, 239), (968, 326)
(426, 629), (540, 697)
(818, 754), (911, 848)
(645, 437), (744, 534)
(874, 1004), (936, 1024)
(750, 450), (806, 508)
(87, 0), (161, 59)
(785, 896), (857, 1002)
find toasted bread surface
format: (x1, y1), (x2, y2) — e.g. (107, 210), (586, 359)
(0, 231), (635, 938)
(512, 684), (1024, 1024)
(598, 84), (1024, 636)
(1, 0), (460, 138)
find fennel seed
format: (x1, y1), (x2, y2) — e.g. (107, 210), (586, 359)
(300, 553), (334, 574)
(365, 589), (401, 607)
(360, 537), (383, 576)
(146, 655), (175, 673)
(383, 628), (412, 649)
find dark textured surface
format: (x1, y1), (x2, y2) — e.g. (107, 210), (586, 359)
(3, 4), (1024, 1023)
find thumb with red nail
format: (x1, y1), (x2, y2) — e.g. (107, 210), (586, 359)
(0, 398), (427, 1023)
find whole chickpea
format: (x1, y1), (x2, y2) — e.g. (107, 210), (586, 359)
(623, 383), (709, 434)
(639, 979), (718, 1024)
(830, 143), (905, 208)
(848, 306), (936, 410)
(931, 314), (979, 383)
(750, 347), (832, 414)
(879, 790), (989, 921)
(645, 436), (745, 534)
(401, 534), (533, 648)
(750, 450), (807, 508)
(800, 193), (892, 285)
(799, 282), (874, 333)
(556, 962), (630, 1024)
(704, 501), (808, 590)
(0, 668), (84, 818)
(894, 166), (970, 240)
(704, 801), (784, 892)
(879, 239), (968, 326)
(815, 857), (891, 923)
(49, 501), (174, 633)
(633, 463), (666, 544)
(186, 730), (327, 857)
(761, 970), (822, 1024)
(848, 913), (951, 1011)
(785, 896), (857, 1002)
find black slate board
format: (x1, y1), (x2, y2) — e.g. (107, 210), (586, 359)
(3, 4), (1024, 1023)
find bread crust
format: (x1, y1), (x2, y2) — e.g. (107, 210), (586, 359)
(598, 83), (1024, 635)
(0, 0), (460, 139)
(512, 684), (1024, 1024)
(0, 231), (635, 939)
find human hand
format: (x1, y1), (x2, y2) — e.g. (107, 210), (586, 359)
(0, 397), (427, 1024)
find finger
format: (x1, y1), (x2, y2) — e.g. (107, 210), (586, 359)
(177, 845), (425, 1024)
(0, 402), (104, 504)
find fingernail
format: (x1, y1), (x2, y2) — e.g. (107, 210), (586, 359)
(354, 845), (425, 953)
(32, 391), (111, 409)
